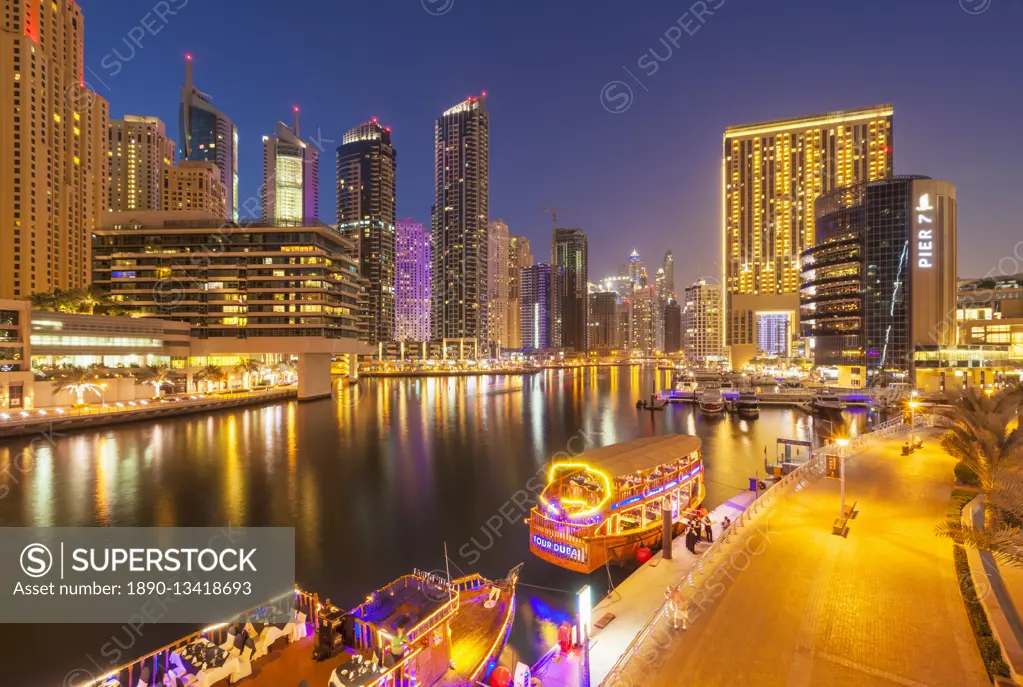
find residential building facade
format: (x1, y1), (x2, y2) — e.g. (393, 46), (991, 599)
(395, 219), (431, 342)
(431, 94), (489, 341)
(1, 0), (109, 299)
(724, 105), (894, 366)
(337, 120), (397, 345)
(108, 116), (175, 212)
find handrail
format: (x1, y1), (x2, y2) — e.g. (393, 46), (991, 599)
(600, 416), (921, 686)
(70, 587), (309, 687)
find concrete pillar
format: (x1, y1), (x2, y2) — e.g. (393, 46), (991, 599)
(347, 354), (359, 381)
(297, 353), (333, 401)
(662, 498), (673, 561)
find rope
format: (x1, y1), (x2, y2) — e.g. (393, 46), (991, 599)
(516, 581), (578, 595)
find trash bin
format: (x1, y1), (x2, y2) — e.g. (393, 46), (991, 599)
(749, 477), (759, 491)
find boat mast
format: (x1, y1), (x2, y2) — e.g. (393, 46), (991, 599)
(444, 541), (451, 583)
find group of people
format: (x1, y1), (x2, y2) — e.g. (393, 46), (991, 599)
(682, 512), (715, 553)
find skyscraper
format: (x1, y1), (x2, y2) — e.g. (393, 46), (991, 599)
(629, 286), (657, 353)
(663, 251), (675, 300)
(488, 220), (510, 348)
(801, 177), (957, 386)
(684, 279), (724, 366)
(554, 228), (589, 352)
(395, 219), (431, 342)
(1, 0), (109, 299)
(179, 56), (238, 221)
(432, 94), (490, 341)
(589, 292), (620, 351)
(723, 105), (894, 366)
(507, 235), (533, 349)
(628, 249), (643, 288)
(261, 110), (318, 224)
(521, 263), (552, 351)
(664, 300), (682, 354)
(108, 116), (175, 212)
(337, 120), (397, 345)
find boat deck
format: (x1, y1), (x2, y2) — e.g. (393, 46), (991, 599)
(439, 587), (514, 685)
(234, 635), (340, 685)
(186, 586), (513, 687)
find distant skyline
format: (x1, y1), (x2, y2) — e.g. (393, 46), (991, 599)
(78, 0), (1022, 282)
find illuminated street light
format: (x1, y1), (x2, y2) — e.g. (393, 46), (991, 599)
(908, 399), (920, 447)
(836, 437), (850, 522)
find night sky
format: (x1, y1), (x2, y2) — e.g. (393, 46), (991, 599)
(78, 0), (1022, 284)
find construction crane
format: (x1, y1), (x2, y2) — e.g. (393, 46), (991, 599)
(540, 206), (580, 232)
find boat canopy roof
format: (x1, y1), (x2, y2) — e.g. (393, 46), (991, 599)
(564, 434), (702, 478)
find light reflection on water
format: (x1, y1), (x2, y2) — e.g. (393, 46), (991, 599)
(0, 366), (885, 684)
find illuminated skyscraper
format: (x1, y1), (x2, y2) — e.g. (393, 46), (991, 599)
(432, 94), (490, 341)
(261, 110), (318, 224)
(337, 120), (397, 345)
(522, 263), (552, 350)
(488, 219), (510, 347)
(723, 105), (894, 366)
(179, 56), (238, 220)
(663, 251), (675, 300)
(1, 0), (109, 299)
(554, 228), (589, 352)
(507, 235), (533, 349)
(108, 116), (175, 212)
(801, 177), (957, 387)
(684, 278), (724, 366)
(396, 219), (431, 342)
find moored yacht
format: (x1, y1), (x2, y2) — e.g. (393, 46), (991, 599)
(812, 392), (846, 412)
(698, 388), (725, 413)
(735, 391), (760, 417)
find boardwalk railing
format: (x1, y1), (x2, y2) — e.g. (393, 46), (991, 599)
(600, 415), (926, 686)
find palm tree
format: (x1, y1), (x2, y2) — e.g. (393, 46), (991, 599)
(234, 359), (264, 390)
(52, 366), (104, 406)
(195, 364), (226, 393)
(135, 365), (174, 397)
(936, 387), (1023, 564)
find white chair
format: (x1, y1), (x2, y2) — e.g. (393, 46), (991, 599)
(290, 612), (308, 642)
(230, 646), (254, 683)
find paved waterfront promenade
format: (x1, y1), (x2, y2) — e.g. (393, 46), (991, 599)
(533, 492), (757, 687)
(641, 430), (989, 687)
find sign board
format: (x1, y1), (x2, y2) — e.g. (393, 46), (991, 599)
(825, 454), (840, 480)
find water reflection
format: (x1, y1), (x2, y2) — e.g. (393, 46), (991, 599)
(0, 366), (886, 682)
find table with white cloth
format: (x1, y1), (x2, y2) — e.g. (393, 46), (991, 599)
(173, 638), (241, 687)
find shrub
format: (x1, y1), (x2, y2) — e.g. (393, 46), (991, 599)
(954, 462), (981, 487)
(953, 544), (1010, 678)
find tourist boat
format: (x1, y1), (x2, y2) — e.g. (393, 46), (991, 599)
(812, 392), (846, 412)
(698, 388), (725, 413)
(735, 392), (760, 418)
(76, 568), (519, 687)
(752, 374), (779, 387)
(527, 434), (705, 574)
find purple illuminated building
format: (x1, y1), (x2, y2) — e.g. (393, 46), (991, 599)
(396, 219), (432, 342)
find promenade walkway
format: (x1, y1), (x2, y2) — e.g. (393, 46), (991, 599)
(638, 429), (989, 687)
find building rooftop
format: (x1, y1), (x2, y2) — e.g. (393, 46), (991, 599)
(724, 104), (894, 138)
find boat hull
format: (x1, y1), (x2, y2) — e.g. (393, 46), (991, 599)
(529, 484), (705, 574)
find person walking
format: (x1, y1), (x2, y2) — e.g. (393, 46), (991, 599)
(703, 514), (714, 543)
(684, 521), (696, 554)
(693, 517), (703, 547)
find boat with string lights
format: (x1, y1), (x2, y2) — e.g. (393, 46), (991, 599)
(527, 434), (705, 574)
(68, 568), (520, 687)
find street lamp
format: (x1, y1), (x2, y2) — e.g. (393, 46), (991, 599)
(836, 437), (850, 521)
(101, 383), (108, 411)
(908, 399), (920, 448)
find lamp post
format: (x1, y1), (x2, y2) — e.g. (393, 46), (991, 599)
(836, 437), (850, 520)
(908, 398), (920, 448)
(101, 383), (108, 412)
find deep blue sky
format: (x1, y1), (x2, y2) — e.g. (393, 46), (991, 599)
(79, 0), (1021, 283)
